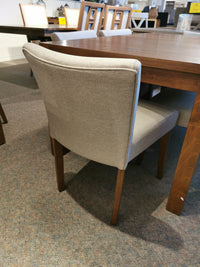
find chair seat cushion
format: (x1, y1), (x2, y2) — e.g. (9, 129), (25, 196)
(99, 29), (132, 37)
(150, 88), (196, 127)
(129, 100), (178, 161)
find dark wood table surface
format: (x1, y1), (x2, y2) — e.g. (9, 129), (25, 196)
(40, 33), (200, 216)
(0, 24), (77, 41)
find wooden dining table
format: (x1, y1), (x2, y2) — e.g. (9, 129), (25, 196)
(0, 24), (77, 42)
(40, 32), (200, 216)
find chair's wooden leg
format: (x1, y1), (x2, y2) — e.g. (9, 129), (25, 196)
(0, 103), (8, 123)
(0, 122), (5, 145)
(52, 138), (65, 192)
(50, 136), (70, 156)
(111, 169), (125, 225)
(157, 131), (171, 179)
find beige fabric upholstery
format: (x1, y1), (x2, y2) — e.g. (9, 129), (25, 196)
(99, 29), (132, 37)
(23, 43), (178, 170)
(51, 30), (97, 41)
(151, 88), (195, 128)
(130, 100), (178, 160)
(19, 4), (48, 26)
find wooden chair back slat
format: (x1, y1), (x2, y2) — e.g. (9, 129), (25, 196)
(77, 1), (105, 34)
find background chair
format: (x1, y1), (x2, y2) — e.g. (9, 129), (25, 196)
(131, 12), (149, 29)
(64, 8), (80, 28)
(23, 43), (178, 225)
(19, 3), (48, 27)
(51, 30), (97, 41)
(19, 3), (50, 42)
(103, 5), (132, 30)
(76, 1), (105, 34)
(99, 29), (132, 37)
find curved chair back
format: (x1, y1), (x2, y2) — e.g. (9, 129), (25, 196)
(19, 3), (48, 26)
(77, 1), (105, 34)
(51, 30), (97, 41)
(64, 8), (80, 28)
(99, 29), (132, 37)
(103, 5), (132, 30)
(23, 43), (141, 170)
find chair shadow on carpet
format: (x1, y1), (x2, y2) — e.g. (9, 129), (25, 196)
(66, 160), (184, 251)
(0, 63), (38, 89)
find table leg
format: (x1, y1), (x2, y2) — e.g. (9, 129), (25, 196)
(166, 92), (200, 215)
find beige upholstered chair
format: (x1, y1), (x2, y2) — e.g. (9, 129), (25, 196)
(23, 43), (178, 225)
(103, 5), (132, 30)
(51, 30), (97, 41)
(99, 29), (132, 37)
(75, 1), (105, 34)
(19, 3), (48, 27)
(151, 87), (196, 128)
(64, 8), (80, 28)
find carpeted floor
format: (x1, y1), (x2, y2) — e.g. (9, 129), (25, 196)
(0, 59), (199, 266)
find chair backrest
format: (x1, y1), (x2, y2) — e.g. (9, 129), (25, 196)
(23, 43), (141, 170)
(131, 12), (149, 29)
(183, 30), (200, 35)
(51, 30), (97, 41)
(99, 29), (132, 37)
(176, 14), (193, 31)
(77, 1), (105, 34)
(64, 8), (80, 28)
(103, 5), (132, 30)
(19, 3), (48, 26)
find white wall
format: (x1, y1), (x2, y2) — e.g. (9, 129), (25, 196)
(0, 0), (71, 62)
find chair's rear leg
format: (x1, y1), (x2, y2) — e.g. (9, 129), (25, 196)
(0, 103), (8, 123)
(157, 131), (171, 179)
(111, 169), (125, 225)
(0, 122), (5, 145)
(52, 138), (65, 192)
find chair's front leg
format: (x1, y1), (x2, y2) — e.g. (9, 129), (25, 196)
(52, 138), (65, 192)
(111, 169), (125, 225)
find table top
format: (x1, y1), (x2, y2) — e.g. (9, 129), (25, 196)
(41, 33), (200, 75)
(0, 24), (77, 35)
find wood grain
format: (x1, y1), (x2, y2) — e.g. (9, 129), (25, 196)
(112, 169), (125, 225)
(166, 93), (200, 214)
(52, 138), (66, 192)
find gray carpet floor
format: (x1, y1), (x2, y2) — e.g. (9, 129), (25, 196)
(0, 59), (199, 266)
